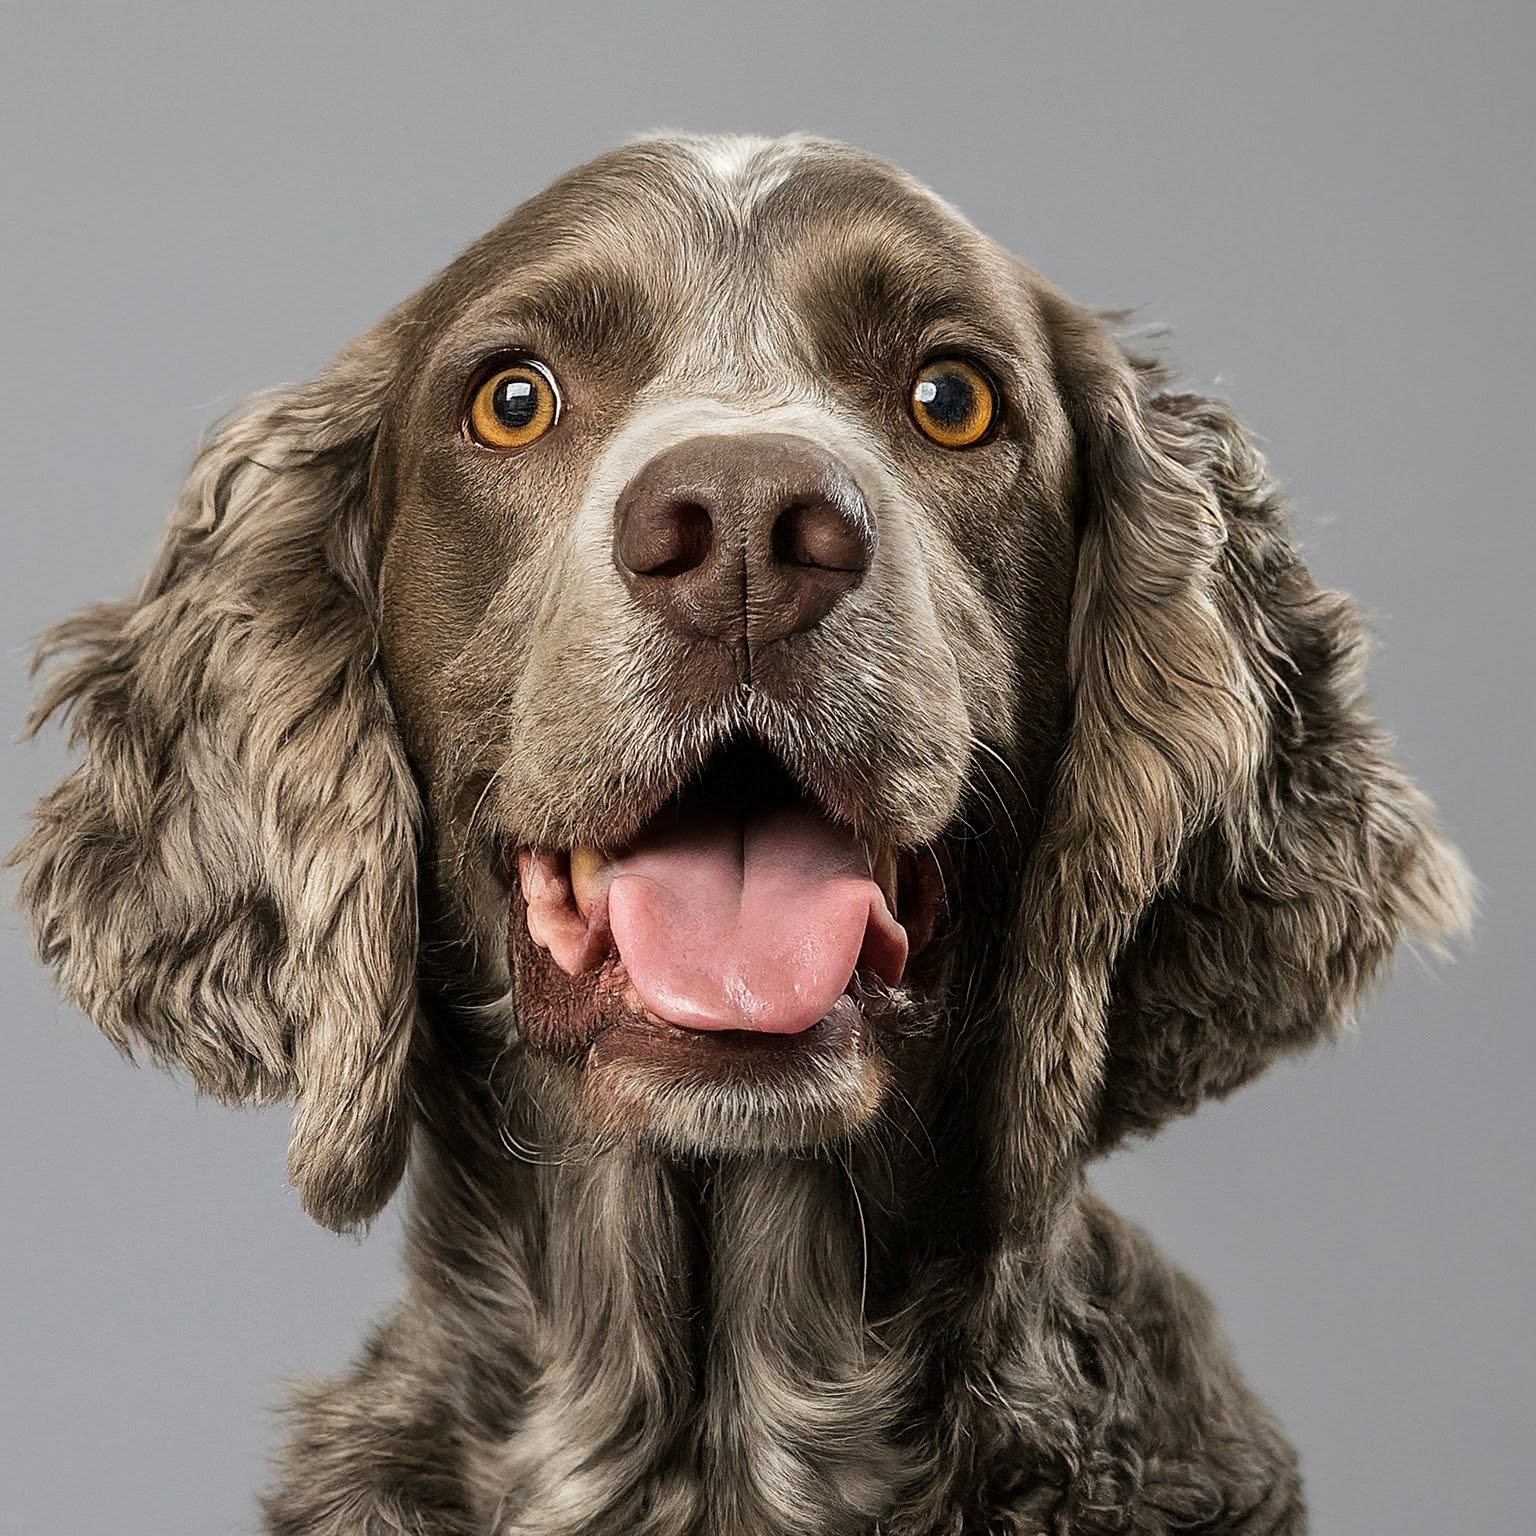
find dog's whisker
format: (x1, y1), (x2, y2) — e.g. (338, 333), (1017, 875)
(835, 1140), (871, 1334)
(883, 1080), (940, 1169)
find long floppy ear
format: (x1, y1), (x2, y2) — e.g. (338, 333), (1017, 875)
(12, 329), (421, 1232)
(992, 289), (1472, 1208)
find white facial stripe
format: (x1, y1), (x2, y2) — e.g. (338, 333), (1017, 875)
(686, 133), (777, 182)
(635, 131), (811, 218)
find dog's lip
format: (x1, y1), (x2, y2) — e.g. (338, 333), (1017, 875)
(517, 845), (619, 977)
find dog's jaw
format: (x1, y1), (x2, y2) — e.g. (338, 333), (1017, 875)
(501, 739), (948, 1155)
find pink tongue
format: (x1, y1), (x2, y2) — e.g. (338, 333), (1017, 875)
(606, 806), (907, 1034)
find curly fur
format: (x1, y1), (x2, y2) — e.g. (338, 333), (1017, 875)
(11, 134), (1470, 1534)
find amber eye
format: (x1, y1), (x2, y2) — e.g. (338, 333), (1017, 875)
(465, 359), (560, 450)
(910, 357), (997, 448)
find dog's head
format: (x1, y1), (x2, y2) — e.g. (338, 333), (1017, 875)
(15, 135), (1471, 1231)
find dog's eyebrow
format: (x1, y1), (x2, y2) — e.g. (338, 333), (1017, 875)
(781, 230), (1030, 392)
(805, 235), (1007, 330)
(426, 261), (659, 374)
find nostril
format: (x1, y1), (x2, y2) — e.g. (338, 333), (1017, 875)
(617, 496), (714, 578)
(771, 499), (874, 574)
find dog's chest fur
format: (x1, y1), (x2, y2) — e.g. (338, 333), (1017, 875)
(466, 1155), (909, 1535)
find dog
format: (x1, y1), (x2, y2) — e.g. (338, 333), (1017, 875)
(15, 133), (1470, 1534)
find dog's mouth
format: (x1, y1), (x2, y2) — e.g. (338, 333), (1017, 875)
(511, 739), (944, 1040)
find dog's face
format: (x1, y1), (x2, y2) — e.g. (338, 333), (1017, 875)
(373, 137), (1076, 1154)
(17, 134), (1468, 1230)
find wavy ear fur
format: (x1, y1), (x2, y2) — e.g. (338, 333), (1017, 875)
(13, 333), (421, 1231)
(993, 291), (1472, 1208)
(1090, 364), (1474, 1150)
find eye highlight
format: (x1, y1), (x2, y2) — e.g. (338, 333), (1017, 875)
(910, 358), (997, 448)
(465, 359), (560, 450)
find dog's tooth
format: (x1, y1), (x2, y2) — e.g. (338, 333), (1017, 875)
(569, 845), (604, 917)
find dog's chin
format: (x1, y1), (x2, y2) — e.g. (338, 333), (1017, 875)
(580, 990), (896, 1156)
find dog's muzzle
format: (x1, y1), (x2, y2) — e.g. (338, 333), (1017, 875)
(514, 433), (919, 1037)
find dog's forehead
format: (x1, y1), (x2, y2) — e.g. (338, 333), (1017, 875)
(479, 133), (975, 273)
(418, 134), (1028, 389)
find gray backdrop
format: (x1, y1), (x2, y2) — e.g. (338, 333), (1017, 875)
(2, 3), (1530, 1532)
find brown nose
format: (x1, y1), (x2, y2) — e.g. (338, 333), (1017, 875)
(613, 433), (874, 650)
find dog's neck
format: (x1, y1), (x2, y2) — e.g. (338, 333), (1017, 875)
(518, 1152), (911, 1533)
(407, 1042), (1033, 1536)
